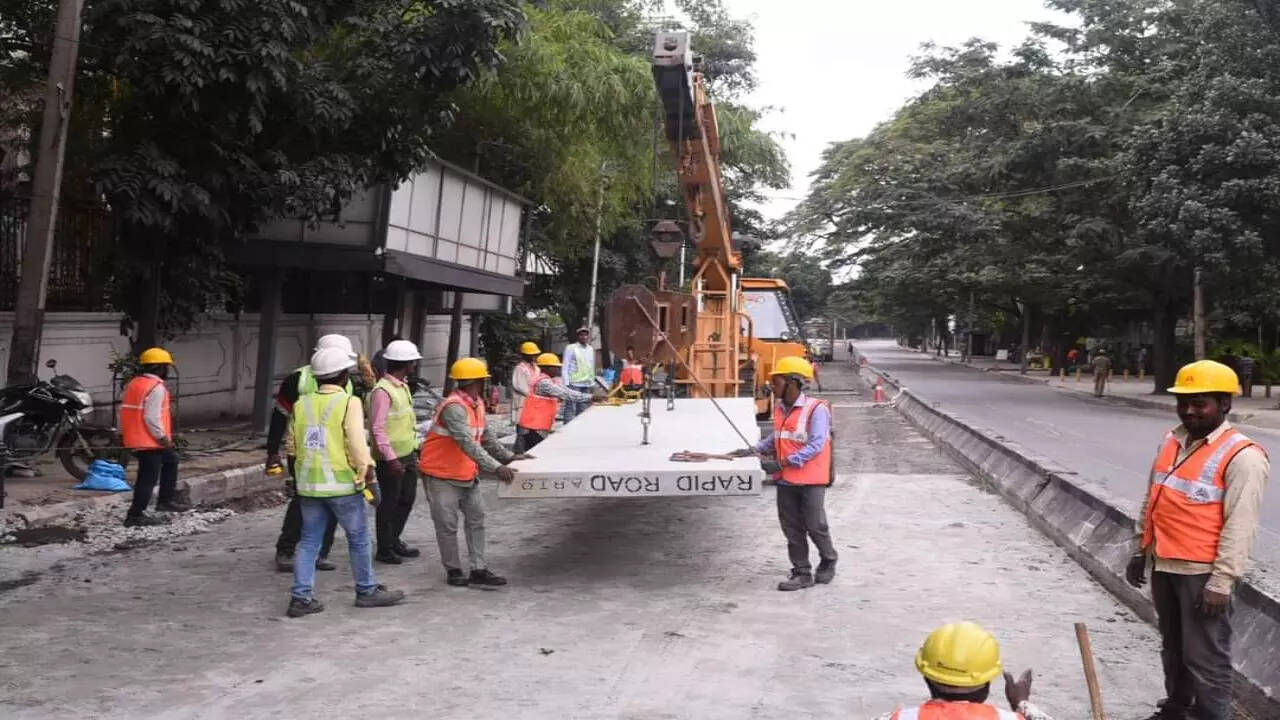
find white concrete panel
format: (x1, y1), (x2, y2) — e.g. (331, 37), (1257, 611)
(456, 244), (479, 268)
(385, 226), (409, 253)
(497, 202), (522, 258)
(404, 228), (431, 257)
(436, 239), (459, 264)
(408, 168), (441, 235)
(438, 174), (465, 243)
(459, 182), (486, 251)
(388, 181), (412, 229)
(500, 398), (763, 498)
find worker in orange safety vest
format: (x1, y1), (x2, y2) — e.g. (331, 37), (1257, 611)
(119, 347), (191, 527)
(516, 353), (595, 453)
(1125, 360), (1269, 720)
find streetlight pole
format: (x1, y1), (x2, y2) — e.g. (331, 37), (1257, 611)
(1194, 266), (1207, 360)
(585, 167), (606, 332)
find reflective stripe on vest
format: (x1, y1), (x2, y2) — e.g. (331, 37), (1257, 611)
(372, 377), (416, 460)
(519, 373), (560, 431)
(773, 397), (832, 486)
(1142, 427), (1265, 562)
(418, 392), (486, 482)
(293, 391), (357, 497)
(120, 375), (170, 450)
(567, 344), (594, 384)
(892, 701), (1024, 720)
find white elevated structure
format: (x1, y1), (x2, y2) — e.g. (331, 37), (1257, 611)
(500, 397), (763, 498)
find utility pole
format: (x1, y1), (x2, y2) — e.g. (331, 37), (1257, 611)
(585, 168), (606, 332)
(7, 0), (86, 386)
(1193, 266), (1207, 360)
(966, 290), (975, 362)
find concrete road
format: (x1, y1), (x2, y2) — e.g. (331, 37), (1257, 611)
(0, 362), (1163, 719)
(857, 339), (1280, 593)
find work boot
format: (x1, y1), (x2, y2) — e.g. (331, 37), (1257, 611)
(123, 513), (166, 528)
(354, 584), (405, 608)
(155, 500), (192, 513)
(315, 557), (336, 571)
(286, 597), (325, 618)
(393, 541), (420, 558)
(375, 548), (403, 565)
(469, 568), (507, 587)
(777, 569), (815, 591)
(815, 559), (837, 584)
(446, 569), (469, 587)
(275, 551), (294, 572)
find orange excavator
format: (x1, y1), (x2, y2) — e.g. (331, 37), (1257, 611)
(606, 31), (807, 417)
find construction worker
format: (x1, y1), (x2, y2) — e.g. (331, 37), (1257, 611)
(284, 346), (403, 617)
(419, 357), (530, 588)
(119, 347), (191, 527)
(1091, 349), (1112, 397)
(266, 334), (356, 572)
(561, 327), (595, 422)
(619, 346), (644, 391)
(1125, 360), (1269, 720)
(516, 353), (595, 452)
(872, 622), (1053, 720)
(510, 341), (541, 446)
(730, 356), (837, 591)
(369, 339), (423, 565)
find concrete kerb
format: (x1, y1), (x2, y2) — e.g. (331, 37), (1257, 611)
(6, 463), (271, 529)
(861, 363), (1280, 716)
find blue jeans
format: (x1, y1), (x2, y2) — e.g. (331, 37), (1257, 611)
(562, 384), (593, 422)
(292, 493), (377, 599)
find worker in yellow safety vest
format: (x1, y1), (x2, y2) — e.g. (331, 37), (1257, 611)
(516, 353), (595, 452)
(369, 339), (424, 565)
(560, 327), (595, 422)
(119, 347), (191, 527)
(1125, 360), (1269, 720)
(284, 346), (404, 618)
(730, 356), (837, 590)
(419, 358), (531, 588)
(872, 622), (1053, 720)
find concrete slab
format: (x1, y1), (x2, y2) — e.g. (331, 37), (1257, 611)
(501, 398), (763, 498)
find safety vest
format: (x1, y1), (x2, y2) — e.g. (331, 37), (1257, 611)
(296, 365), (353, 398)
(120, 375), (171, 450)
(772, 396), (833, 486)
(510, 361), (536, 419)
(1142, 427), (1262, 563)
(418, 391), (486, 483)
(519, 373), (560, 432)
(890, 701), (1024, 720)
(371, 376), (416, 460)
(292, 390), (357, 497)
(620, 362), (644, 386)
(567, 344), (594, 384)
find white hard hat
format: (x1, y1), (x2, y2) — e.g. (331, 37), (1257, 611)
(310, 347), (357, 378)
(383, 339), (423, 362)
(315, 334), (357, 359)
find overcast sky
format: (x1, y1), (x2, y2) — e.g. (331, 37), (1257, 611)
(723, 0), (1070, 220)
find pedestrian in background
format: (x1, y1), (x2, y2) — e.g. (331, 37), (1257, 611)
(1237, 351), (1254, 398)
(119, 347), (191, 527)
(1092, 349), (1112, 398)
(1066, 347), (1080, 373)
(1126, 360), (1269, 720)
(369, 339), (423, 565)
(561, 327), (595, 422)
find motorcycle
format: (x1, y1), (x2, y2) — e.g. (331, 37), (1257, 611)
(0, 358), (125, 481)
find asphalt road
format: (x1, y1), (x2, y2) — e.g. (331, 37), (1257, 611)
(0, 360), (1164, 719)
(856, 339), (1280, 590)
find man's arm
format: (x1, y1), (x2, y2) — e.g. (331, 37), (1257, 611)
(481, 424), (516, 465)
(535, 377), (591, 403)
(266, 372), (301, 457)
(142, 383), (170, 445)
(562, 349), (576, 381)
(368, 386), (396, 462)
(439, 403), (506, 473)
(341, 395), (375, 483)
(785, 404), (830, 467)
(1209, 445), (1270, 594)
(512, 365), (531, 397)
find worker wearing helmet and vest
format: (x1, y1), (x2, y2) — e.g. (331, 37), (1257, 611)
(1125, 360), (1269, 720)
(283, 346), (403, 618)
(729, 355), (837, 591)
(510, 341), (541, 426)
(561, 327), (595, 423)
(420, 357), (531, 588)
(619, 346), (645, 390)
(516, 353), (595, 453)
(267, 334), (358, 573)
(120, 347), (191, 527)
(872, 622), (1054, 720)
(369, 339), (424, 565)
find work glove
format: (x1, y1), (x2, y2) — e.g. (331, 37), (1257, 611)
(760, 458), (782, 475)
(1003, 669), (1033, 712)
(1125, 554), (1147, 589)
(362, 482), (382, 507)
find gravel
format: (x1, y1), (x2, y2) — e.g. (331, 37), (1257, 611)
(1, 505), (236, 554)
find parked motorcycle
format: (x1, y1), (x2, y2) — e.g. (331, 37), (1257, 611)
(0, 359), (124, 480)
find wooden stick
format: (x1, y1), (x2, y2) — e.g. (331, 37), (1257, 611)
(1075, 622), (1107, 720)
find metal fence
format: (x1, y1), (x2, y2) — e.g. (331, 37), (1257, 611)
(0, 195), (113, 311)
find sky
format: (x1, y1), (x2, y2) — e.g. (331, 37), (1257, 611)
(723, 0), (1070, 221)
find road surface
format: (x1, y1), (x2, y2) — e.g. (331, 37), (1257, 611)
(857, 339), (1280, 593)
(0, 361), (1163, 719)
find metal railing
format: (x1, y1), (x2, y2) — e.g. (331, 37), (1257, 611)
(0, 194), (114, 311)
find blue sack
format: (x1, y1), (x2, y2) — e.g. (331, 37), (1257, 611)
(73, 459), (132, 492)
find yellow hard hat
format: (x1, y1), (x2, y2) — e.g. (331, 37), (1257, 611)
(138, 347), (174, 366)
(1168, 360), (1239, 395)
(449, 357), (490, 381)
(519, 341), (541, 356)
(535, 352), (562, 368)
(770, 355), (814, 380)
(915, 622), (1002, 688)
